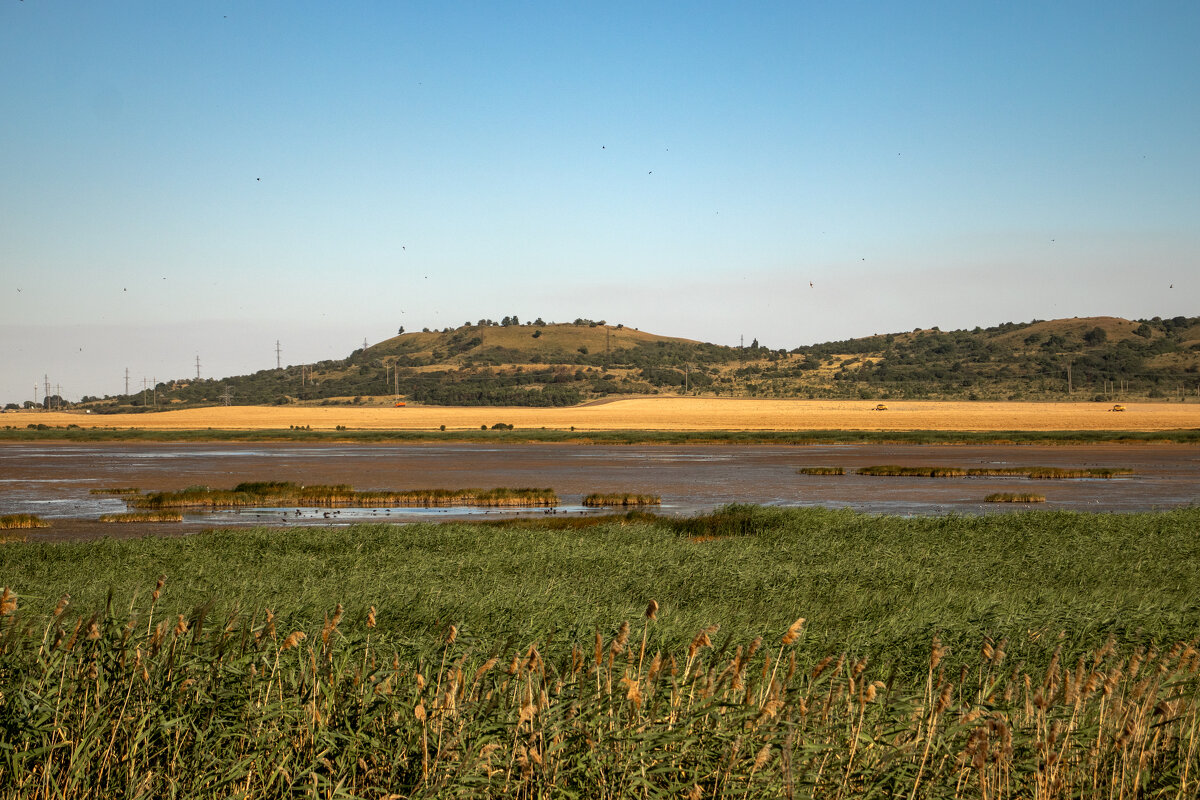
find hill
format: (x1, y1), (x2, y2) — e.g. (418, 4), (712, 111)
(61, 314), (1200, 411)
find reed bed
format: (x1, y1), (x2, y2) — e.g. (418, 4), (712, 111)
(127, 482), (559, 509)
(0, 586), (1196, 799)
(98, 511), (184, 523)
(985, 493), (1046, 503)
(966, 467), (1134, 479)
(87, 487), (141, 495)
(796, 466), (845, 475)
(0, 514), (49, 530)
(581, 493), (662, 507)
(859, 466), (1134, 479)
(858, 465), (968, 477)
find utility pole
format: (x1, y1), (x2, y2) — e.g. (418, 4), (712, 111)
(219, 386), (233, 406)
(34, 384), (38, 405)
(44, 376), (51, 408)
(276, 340), (282, 370)
(363, 337), (369, 350)
(195, 355), (201, 380)
(124, 368), (130, 395)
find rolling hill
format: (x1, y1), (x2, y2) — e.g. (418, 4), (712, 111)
(69, 314), (1200, 410)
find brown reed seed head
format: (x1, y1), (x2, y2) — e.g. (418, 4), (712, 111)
(811, 654), (835, 680)
(174, 614), (188, 636)
(594, 631), (603, 667)
(781, 617), (806, 645)
(615, 621), (630, 649)
(367, 606), (377, 629)
(935, 682), (953, 714)
(645, 599), (658, 621)
(930, 635), (945, 670)
(647, 652), (663, 682)
(53, 594), (70, 617)
(754, 744), (773, 771)
(0, 588), (14, 616)
(281, 631), (306, 651)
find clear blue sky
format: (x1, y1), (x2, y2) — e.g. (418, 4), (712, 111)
(2, 1), (1197, 404)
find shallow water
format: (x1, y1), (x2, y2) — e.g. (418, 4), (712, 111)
(2, 442), (1197, 539)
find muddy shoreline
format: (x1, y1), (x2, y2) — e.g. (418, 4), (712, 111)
(3, 442), (1197, 542)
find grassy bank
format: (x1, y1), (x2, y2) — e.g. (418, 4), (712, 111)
(4, 507), (1198, 672)
(3, 426), (1200, 445)
(1, 591), (1195, 799)
(1, 507), (1199, 798)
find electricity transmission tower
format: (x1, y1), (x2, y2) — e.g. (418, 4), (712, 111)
(276, 340), (282, 369)
(195, 355), (201, 380)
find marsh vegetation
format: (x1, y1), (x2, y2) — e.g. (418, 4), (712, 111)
(127, 482), (559, 509)
(1, 506), (1198, 797)
(0, 514), (48, 530)
(98, 511), (184, 523)
(581, 493), (662, 507)
(984, 493), (1047, 503)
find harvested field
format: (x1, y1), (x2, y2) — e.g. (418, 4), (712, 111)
(16, 398), (1200, 432)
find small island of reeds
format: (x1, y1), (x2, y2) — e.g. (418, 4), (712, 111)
(858, 465), (1134, 479)
(127, 482), (558, 509)
(984, 492), (1046, 503)
(88, 487), (141, 495)
(967, 467), (1133, 479)
(99, 511), (184, 523)
(581, 492), (661, 507)
(796, 466), (845, 475)
(857, 465), (967, 477)
(0, 514), (49, 530)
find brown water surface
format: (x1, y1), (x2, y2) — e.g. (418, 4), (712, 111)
(2, 443), (1197, 541)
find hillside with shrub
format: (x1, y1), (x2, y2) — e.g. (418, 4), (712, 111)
(67, 315), (1200, 410)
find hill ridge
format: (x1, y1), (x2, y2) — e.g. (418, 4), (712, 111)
(55, 315), (1200, 411)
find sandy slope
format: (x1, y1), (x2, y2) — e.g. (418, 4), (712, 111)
(16, 398), (1200, 432)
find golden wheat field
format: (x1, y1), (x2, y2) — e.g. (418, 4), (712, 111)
(19, 397), (1200, 432)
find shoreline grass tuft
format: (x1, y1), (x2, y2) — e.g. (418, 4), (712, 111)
(797, 466), (845, 475)
(99, 511), (184, 523)
(984, 492), (1046, 503)
(581, 492), (661, 507)
(0, 514), (49, 530)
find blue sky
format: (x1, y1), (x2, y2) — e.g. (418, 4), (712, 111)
(2, 2), (1197, 403)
